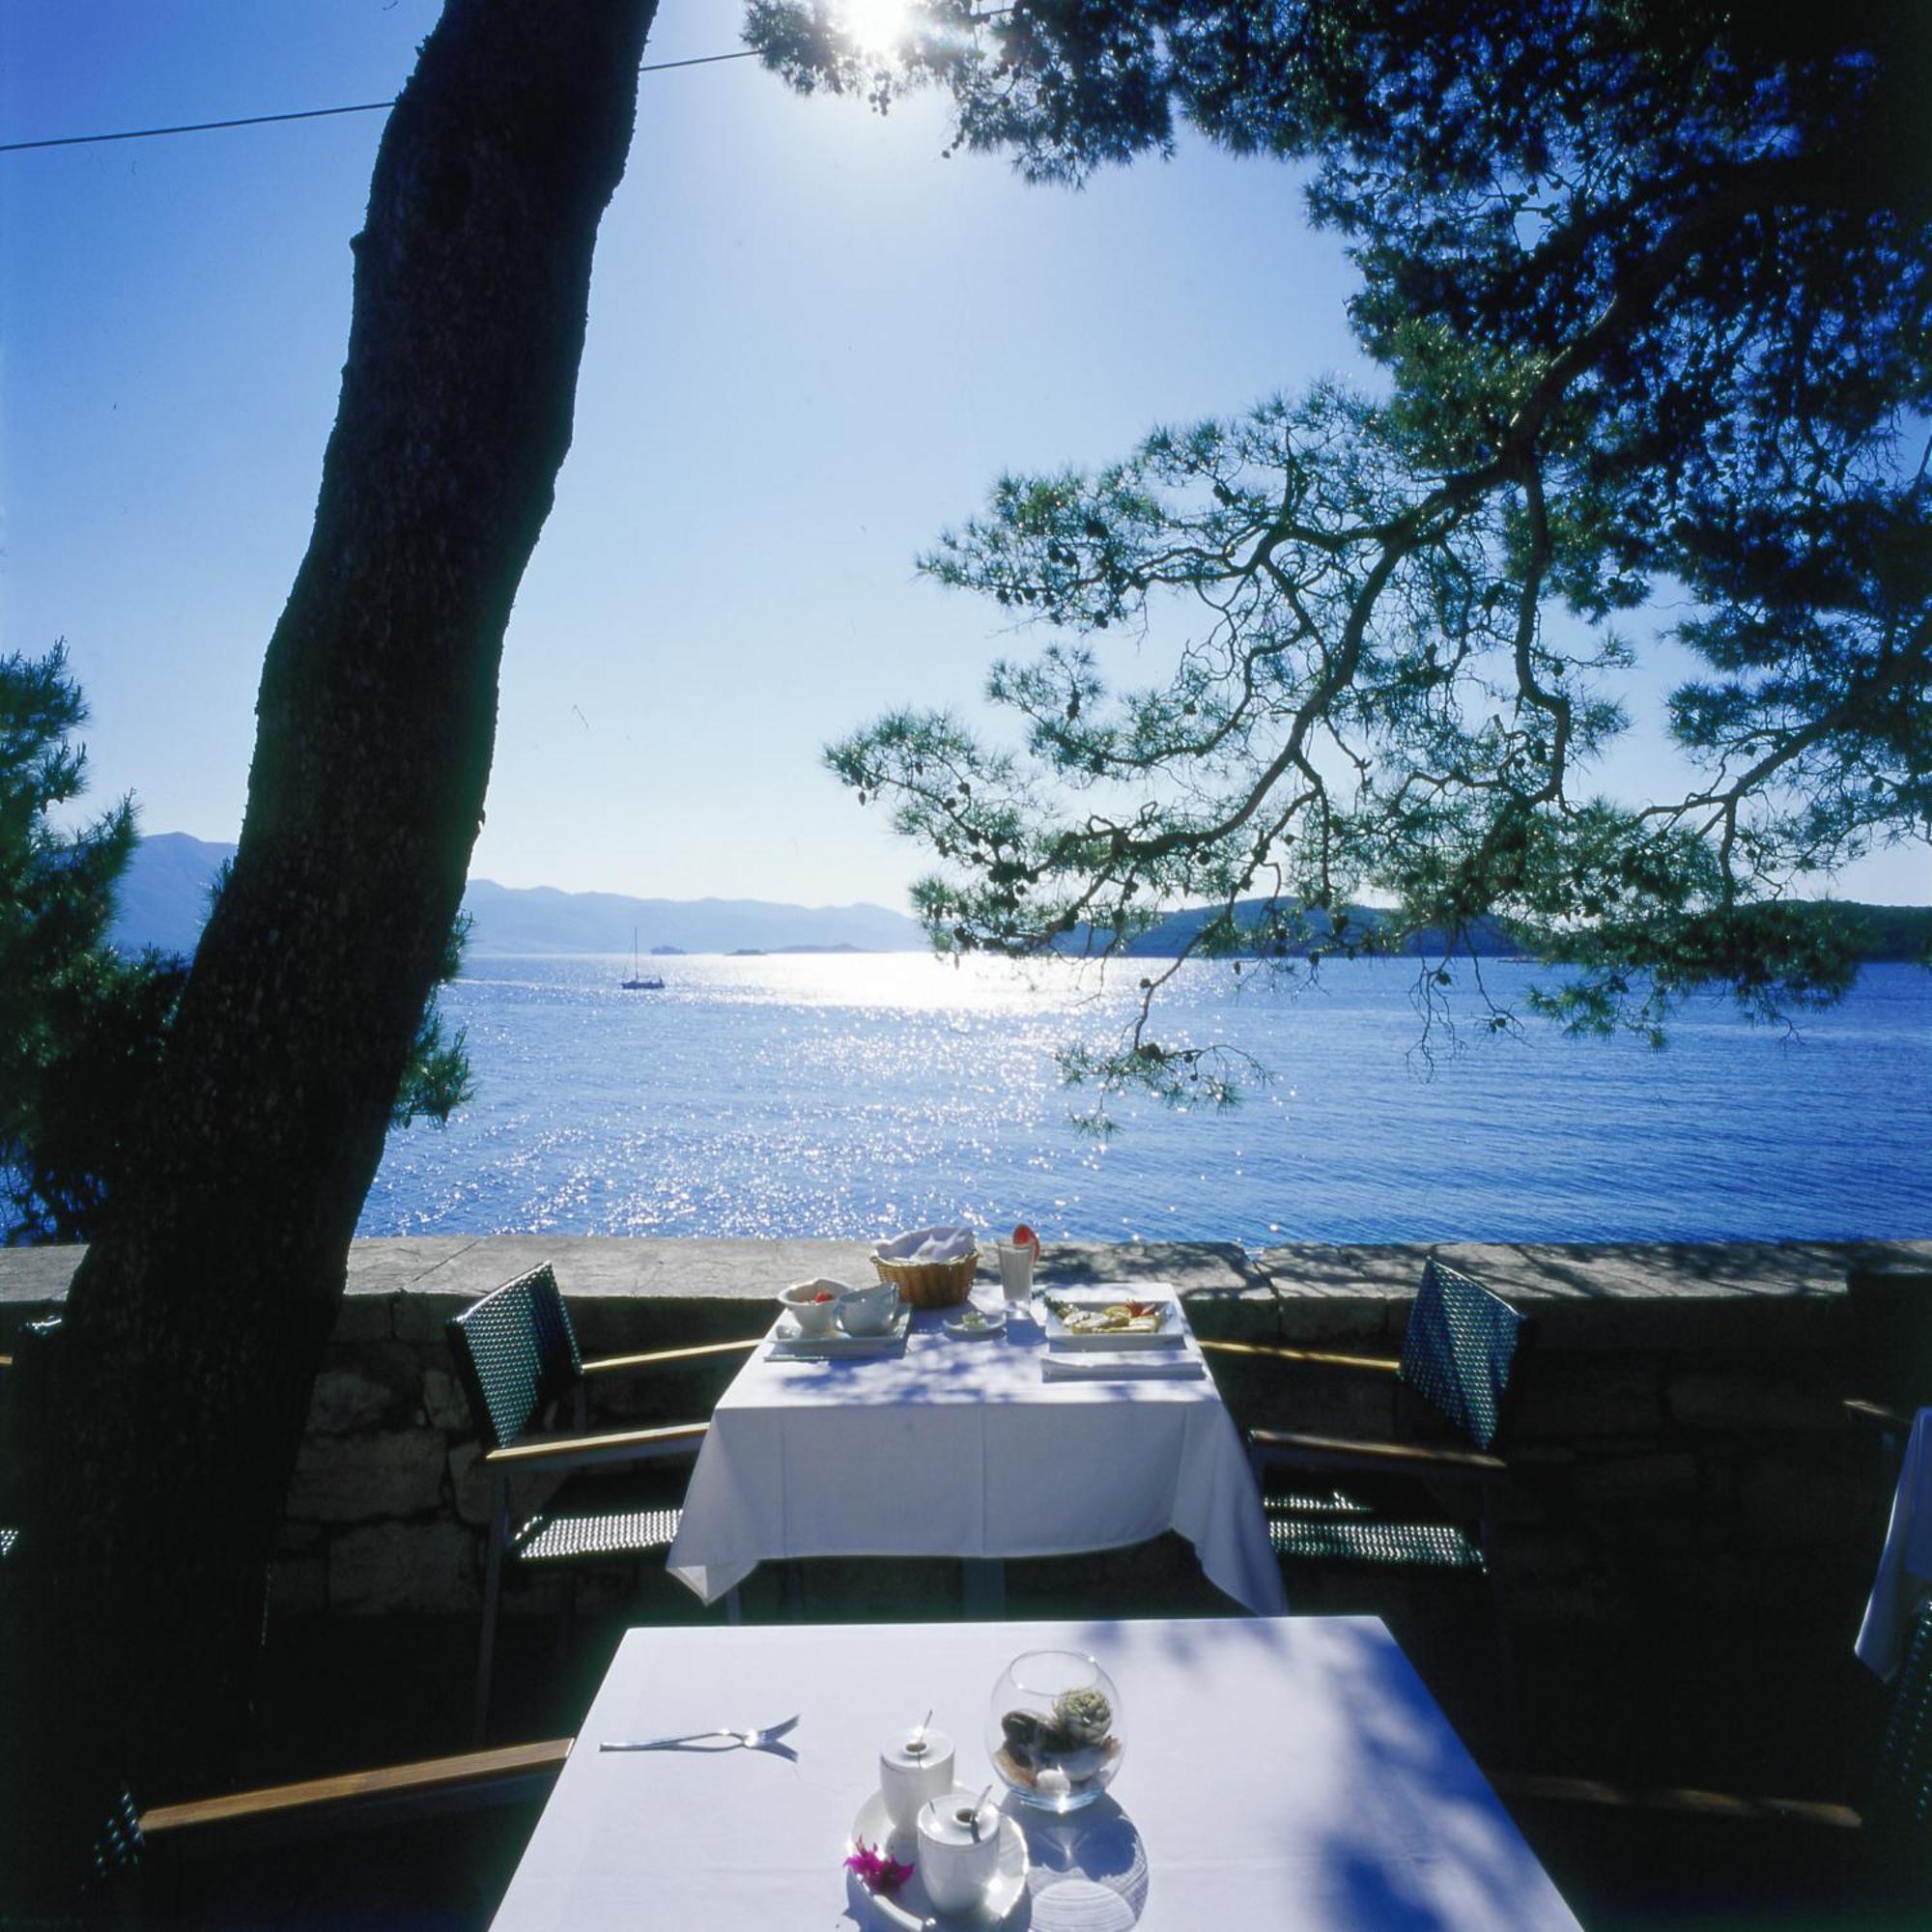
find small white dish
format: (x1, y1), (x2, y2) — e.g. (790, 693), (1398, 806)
(769, 1300), (912, 1358)
(838, 1281), (904, 1337)
(779, 1278), (844, 1338)
(943, 1306), (1006, 1340)
(847, 1790), (1027, 1928)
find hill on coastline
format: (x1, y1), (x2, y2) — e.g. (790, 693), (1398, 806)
(110, 834), (925, 956)
(109, 833), (1929, 964)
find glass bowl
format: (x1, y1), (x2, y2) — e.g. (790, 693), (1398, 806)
(985, 1649), (1123, 1812)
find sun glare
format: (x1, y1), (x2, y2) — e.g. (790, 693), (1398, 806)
(838, 0), (913, 58)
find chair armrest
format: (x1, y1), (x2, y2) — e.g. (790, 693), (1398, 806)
(1493, 1771), (1861, 1831)
(140, 1736), (574, 1836)
(1249, 1426), (1506, 1480)
(1844, 1396), (1914, 1432)
(582, 1339), (759, 1377)
(485, 1421), (708, 1472)
(1199, 1340), (1400, 1377)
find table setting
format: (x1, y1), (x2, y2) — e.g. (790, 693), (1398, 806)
(664, 1223), (1286, 1614)
(489, 1616), (1585, 1931)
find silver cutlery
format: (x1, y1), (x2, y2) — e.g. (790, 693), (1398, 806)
(600, 1715), (799, 1753)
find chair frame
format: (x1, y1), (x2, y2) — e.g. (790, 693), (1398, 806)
(445, 1264), (755, 1741)
(1211, 1256), (1535, 1747)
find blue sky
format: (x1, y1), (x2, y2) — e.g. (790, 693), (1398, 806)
(4, 2), (1925, 911)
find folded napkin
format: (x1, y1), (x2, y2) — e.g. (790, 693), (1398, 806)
(1857, 1406), (1932, 1680)
(875, 1224), (975, 1264)
(1042, 1343), (1208, 1382)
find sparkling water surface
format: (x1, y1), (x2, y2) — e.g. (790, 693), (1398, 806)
(359, 954), (1932, 1248)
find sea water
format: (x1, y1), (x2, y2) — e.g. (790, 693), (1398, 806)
(358, 953), (1932, 1248)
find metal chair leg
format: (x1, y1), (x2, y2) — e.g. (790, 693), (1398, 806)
(474, 1483), (508, 1746)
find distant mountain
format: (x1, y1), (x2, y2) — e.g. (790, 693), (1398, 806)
(108, 833), (926, 957)
(1053, 898), (1523, 959)
(457, 879), (924, 954)
(1054, 895), (1932, 963)
(110, 831), (236, 955)
(104, 834), (1932, 966)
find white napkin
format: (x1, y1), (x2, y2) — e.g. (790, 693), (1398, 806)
(1857, 1406), (1932, 1680)
(875, 1224), (975, 1264)
(1042, 1343), (1208, 1382)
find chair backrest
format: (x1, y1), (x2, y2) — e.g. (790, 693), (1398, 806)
(445, 1264), (583, 1454)
(1398, 1258), (1532, 1453)
(1871, 1597), (1932, 1863)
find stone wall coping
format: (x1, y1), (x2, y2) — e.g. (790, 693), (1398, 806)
(5, 1233), (1925, 1314)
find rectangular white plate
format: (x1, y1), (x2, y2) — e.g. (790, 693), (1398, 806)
(766, 1300), (912, 1358)
(1039, 1287), (1187, 1350)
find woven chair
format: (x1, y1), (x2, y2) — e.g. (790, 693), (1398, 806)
(1224, 1257), (1535, 1742)
(445, 1264), (754, 1741)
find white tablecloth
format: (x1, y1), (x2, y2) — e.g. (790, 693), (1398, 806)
(490, 1616), (1583, 1931)
(667, 1296), (1286, 1615)
(1857, 1406), (1932, 1679)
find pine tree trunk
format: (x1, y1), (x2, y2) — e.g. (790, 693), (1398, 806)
(1, 0), (660, 1889)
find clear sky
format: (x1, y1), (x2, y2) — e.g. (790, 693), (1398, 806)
(4, 1), (1926, 911)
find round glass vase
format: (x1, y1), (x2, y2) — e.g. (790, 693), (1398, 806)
(985, 1649), (1123, 1813)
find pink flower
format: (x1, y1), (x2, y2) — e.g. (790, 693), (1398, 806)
(844, 1837), (916, 1893)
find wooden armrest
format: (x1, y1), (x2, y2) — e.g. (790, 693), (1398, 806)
(1844, 1397), (1914, 1432)
(1493, 1771), (1861, 1832)
(582, 1339), (759, 1376)
(1199, 1340), (1400, 1376)
(486, 1421), (708, 1470)
(141, 1737), (574, 1836)
(1249, 1427), (1506, 1478)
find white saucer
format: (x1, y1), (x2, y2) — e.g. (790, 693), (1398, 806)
(943, 1307), (1007, 1340)
(847, 1790), (1027, 1927)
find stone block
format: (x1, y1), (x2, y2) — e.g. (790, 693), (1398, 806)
(1514, 1362), (1664, 1439)
(328, 1519), (475, 1616)
(304, 1342), (424, 1435)
(286, 1428), (447, 1523)
(422, 1366), (472, 1433)
(1737, 1453), (1864, 1548)
(268, 1553), (328, 1620)
(1667, 1371), (1842, 1433)
(1568, 1452), (1700, 1510)
(391, 1290), (477, 1346)
(329, 1292), (395, 1343)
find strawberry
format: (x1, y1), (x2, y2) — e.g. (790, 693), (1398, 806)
(1011, 1223), (1039, 1251)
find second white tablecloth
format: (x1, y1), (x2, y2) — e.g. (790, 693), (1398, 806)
(666, 1298), (1287, 1614)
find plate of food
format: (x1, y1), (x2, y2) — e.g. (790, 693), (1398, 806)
(1039, 1288), (1186, 1350)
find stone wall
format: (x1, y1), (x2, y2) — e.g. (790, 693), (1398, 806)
(3, 1235), (1927, 1627)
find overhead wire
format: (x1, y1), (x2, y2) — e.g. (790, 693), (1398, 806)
(0, 47), (761, 156)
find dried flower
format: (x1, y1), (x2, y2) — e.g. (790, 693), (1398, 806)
(844, 1838), (915, 1893)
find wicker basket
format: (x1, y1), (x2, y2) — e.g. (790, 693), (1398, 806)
(872, 1249), (980, 1309)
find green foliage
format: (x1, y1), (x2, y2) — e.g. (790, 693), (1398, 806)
(765, 2), (1932, 1105)
(0, 646), (470, 1240)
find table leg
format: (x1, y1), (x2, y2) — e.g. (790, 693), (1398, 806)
(962, 1559), (1006, 1618)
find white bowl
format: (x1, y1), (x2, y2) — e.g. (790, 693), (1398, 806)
(780, 1278), (843, 1337)
(837, 1282), (901, 1337)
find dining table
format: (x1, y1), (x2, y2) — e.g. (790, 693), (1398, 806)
(664, 1288), (1287, 1617)
(488, 1614), (1584, 1930)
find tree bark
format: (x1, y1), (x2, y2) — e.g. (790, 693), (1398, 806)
(1, 0), (660, 1891)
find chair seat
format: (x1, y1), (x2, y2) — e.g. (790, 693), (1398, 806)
(509, 1471), (686, 1568)
(1263, 1484), (1486, 1572)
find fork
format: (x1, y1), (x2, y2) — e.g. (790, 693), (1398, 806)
(600, 1715), (799, 1753)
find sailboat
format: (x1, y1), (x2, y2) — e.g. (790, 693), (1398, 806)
(621, 928), (665, 991)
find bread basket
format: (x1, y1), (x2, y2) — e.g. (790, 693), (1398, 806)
(872, 1248), (980, 1309)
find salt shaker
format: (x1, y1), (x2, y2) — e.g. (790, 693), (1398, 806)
(879, 1724), (954, 1836)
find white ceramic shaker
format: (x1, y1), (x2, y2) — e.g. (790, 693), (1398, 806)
(916, 1788), (1003, 1913)
(879, 1725), (955, 1837)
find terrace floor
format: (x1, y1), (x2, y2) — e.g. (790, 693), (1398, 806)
(128, 1532), (1917, 1930)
